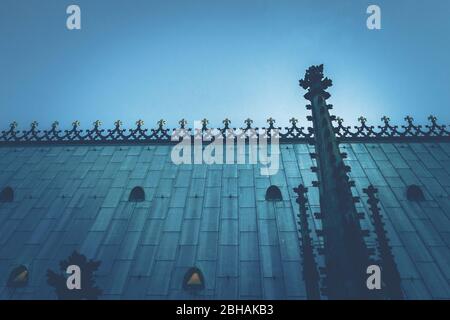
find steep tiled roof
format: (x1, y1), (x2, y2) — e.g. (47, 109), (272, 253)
(0, 142), (449, 299)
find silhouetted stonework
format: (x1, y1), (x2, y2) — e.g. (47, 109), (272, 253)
(0, 116), (448, 145)
(0, 65), (449, 299)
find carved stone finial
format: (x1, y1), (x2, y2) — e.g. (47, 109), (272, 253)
(223, 118), (231, 126)
(179, 119), (187, 128)
(10, 121), (18, 129)
(266, 117), (275, 125)
(428, 115), (437, 123)
(336, 117), (344, 125)
(358, 116), (367, 124)
(404, 116), (414, 123)
(157, 119), (166, 127)
(299, 64), (332, 100)
(93, 120), (102, 127)
(52, 121), (59, 128)
(31, 121), (39, 128)
(201, 118), (209, 126)
(381, 116), (390, 123)
(72, 120), (80, 127)
(136, 119), (144, 127)
(289, 117), (298, 125)
(114, 120), (122, 127)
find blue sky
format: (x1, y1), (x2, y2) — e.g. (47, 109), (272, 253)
(1, 0), (449, 130)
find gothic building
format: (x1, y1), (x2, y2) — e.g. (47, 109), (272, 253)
(0, 65), (449, 299)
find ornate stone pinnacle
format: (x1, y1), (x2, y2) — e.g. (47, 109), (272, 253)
(267, 117), (275, 125)
(201, 118), (209, 126)
(136, 119), (144, 127)
(52, 121), (59, 128)
(114, 120), (123, 127)
(31, 121), (39, 128)
(223, 118), (231, 125)
(428, 115), (437, 122)
(10, 121), (18, 129)
(289, 117), (298, 125)
(358, 116), (367, 123)
(299, 64), (332, 100)
(93, 120), (102, 127)
(72, 120), (80, 127)
(381, 116), (390, 123)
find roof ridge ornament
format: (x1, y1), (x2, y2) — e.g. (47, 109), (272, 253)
(157, 119), (166, 128)
(0, 116), (448, 145)
(289, 117), (298, 125)
(179, 118), (187, 129)
(222, 118), (231, 129)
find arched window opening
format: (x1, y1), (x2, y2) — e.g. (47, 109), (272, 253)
(7, 265), (29, 288)
(129, 186), (145, 202)
(0, 187), (14, 203)
(265, 185), (283, 201)
(183, 267), (205, 291)
(406, 185), (424, 202)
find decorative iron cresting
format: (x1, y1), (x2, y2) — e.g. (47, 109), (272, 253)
(0, 116), (448, 145)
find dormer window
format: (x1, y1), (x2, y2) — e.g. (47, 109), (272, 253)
(0, 187), (13, 202)
(265, 185), (283, 201)
(7, 265), (29, 288)
(183, 267), (205, 291)
(406, 185), (424, 202)
(129, 186), (145, 202)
